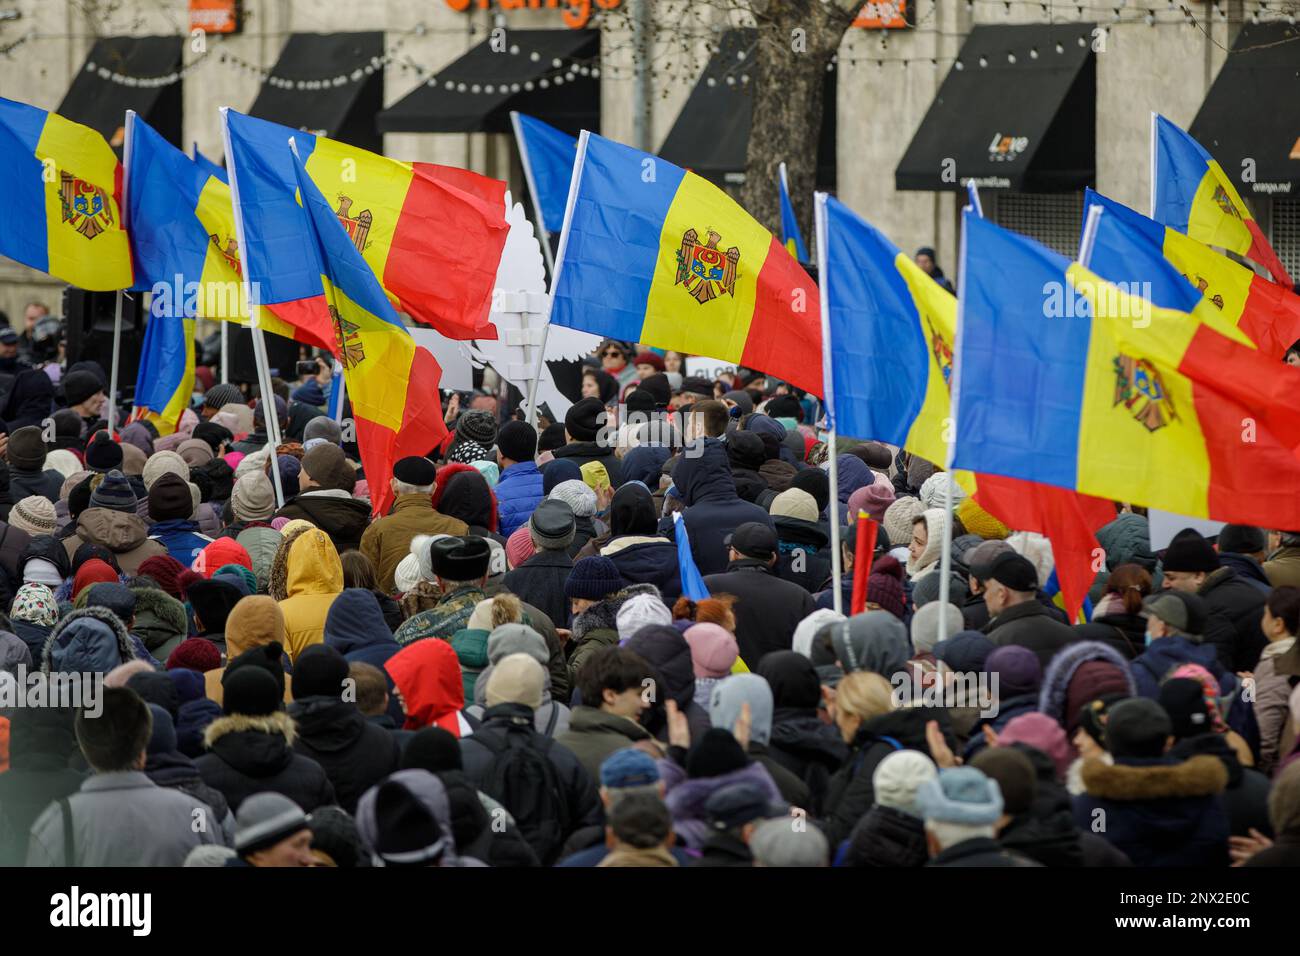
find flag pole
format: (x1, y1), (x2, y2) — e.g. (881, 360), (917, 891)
(220, 322), (229, 384)
(1148, 111), (1157, 219)
(332, 360), (347, 425)
(107, 110), (139, 436)
(525, 128), (590, 430)
(814, 191), (842, 616)
(1079, 204), (1104, 267)
(510, 111), (556, 279)
(222, 107), (285, 509)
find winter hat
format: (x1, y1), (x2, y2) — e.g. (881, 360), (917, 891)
(882, 497), (926, 555)
(1162, 529), (1220, 573)
(633, 350), (665, 373)
(232, 471), (276, 523)
(252, 395), (288, 428)
(137, 556), (187, 600)
(538, 422), (567, 453)
(42, 448), (81, 480)
(847, 441), (894, 471)
(84, 582), (135, 625)
(119, 442), (147, 477)
(933, 630), (995, 674)
(792, 608), (844, 658)
(6, 425), (46, 470)
(548, 479), (597, 518)
(62, 368), (103, 409)
(429, 536), (491, 581)
(872, 750), (939, 817)
(203, 383), (245, 412)
(528, 499), (576, 551)
(177, 438), (215, 468)
(616, 592), (672, 641)
(23, 558), (64, 588)
(496, 420), (537, 463)
(721, 390), (754, 415)
(705, 781), (785, 831)
(1063, 660), (1136, 735)
(393, 554), (422, 593)
(166, 638), (222, 673)
(564, 556), (623, 601)
(9, 496), (57, 536)
(455, 409), (498, 449)
(446, 440), (489, 466)
(1164, 664), (1229, 735)
(866, 556), (908, 621)
(831, 611), (910, 677)
(83, 432), (123, 473)
(769, 488), (819, 523)
(221, 661), (283, 717)
(789, 468), (830, 516)
(910, 600), (964, 655)
(564, 397), (606, 443)
(984, 645), (1042, 699)
(919, 472), (967, 511)
(684, 623), (739, 678)
(969, 747), (1038, 815)
(192, 421), (233, 455)
(708, 674), (774, 746)
(485, 652), (545, 709)
(223, 640), (287, 709)
(686, 727), (749, 779)
(187, 578), (243, 635)
(291, 644), (351, 699)
(148, 472), (194, 521)
(234, 792), (310, 857)
(600, 747), (661, 789)
(504, 524), (537, 570)
(955, 497), (1009, 540)
(299, 443), (355, 493)
(400, 727), (464, 773)
(486, 623), (548, 666)
(999, 713), (1075, 780)
(749, 817), (829, 867)
(987, 552), (1039, 592)
(1104, 697), (1173, 759)
(1217, 524), (1267, 556)
(276, 455), (301, 499)
(914, 767), (1004, 825)
(847, 473), (895, 522)
(73, 542), (119, 576)
(88, 469), (137, 513)
(142, 450), (189, 490)
(217, 564), (256, 597)
(11, 583), (57, 626)
(195, 538), (253, 579)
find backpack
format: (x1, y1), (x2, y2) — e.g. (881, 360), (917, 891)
(475, 718), (570, 862)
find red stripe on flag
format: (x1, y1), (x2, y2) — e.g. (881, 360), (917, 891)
(413, 162), (508, 209)
(265, 296), (337, 354)
(1246, 219), (1293, 288)
(1241, 272), (1300, 359)
(739, 235), (823, 396)
(385, 168), (509, 341)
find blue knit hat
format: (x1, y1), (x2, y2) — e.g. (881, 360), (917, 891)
(564, 556), (623, 601)
(914, 767), (1004, 825)
(88, 469), (137, 513)
(599, 747), (660, 789)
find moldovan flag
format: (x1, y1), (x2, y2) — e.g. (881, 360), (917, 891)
(550, 132), (822, 396)
(0, 96), (133, 290)
(125, 112), (332, 354)
(192, 143), (228, 185)
(222, 108), (508, 342)
(779, 163), (809, 263)
(954, 211), (1300, 528)
(130, 314), (195, 437)
(1152, 113), (1292, 287)
(1085, 188), (1300, 360)
(289, 143), (448, 517)
(817, 193), (1108, 621)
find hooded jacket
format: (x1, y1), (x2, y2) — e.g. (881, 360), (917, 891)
(289, 696), (402, 814)
(384, 637), (475, 736)
(555, 705), (657, 783)
(661, 440), (774, 576)
(565, 582), (660, 689)
(600, 484), (681, 601)
(1072, 755), (1230, 866)
(274, 491), (372, 554)
(323, 588), (401, 672)
(148, 517), (213, 567)
(195, 710), (337, 813)
(496, 460), (545, 537)
(773, 515), (831, 594)
(845, 805), (928, 867)
(41, 605), (135, 675)
(354, 769), (488, 867)
(758, 652), (847, 816)
(660, 757), (783, 849)
(131, 586), (189, 661)
(235, 525), (281, 593)
(1130, 634), (1234, 700)
(270, 528), (343, 663)
(625, 625), (712, 743)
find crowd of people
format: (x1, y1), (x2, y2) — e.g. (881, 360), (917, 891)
(0, 301), (1298, 870)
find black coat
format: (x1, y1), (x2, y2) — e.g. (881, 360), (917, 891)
(661, 440), (774, 576)
(195, 712), (337, 814)
(766, 709), (847, 817)
(704, 559), (816, 667)
(1198, 567), (1267, 672)
(275, 493), (373, 554)
(1073, 613), (1146, 660)
(926, 836), (1043, 867)
(551, 441), (624, 488)
(603, 537), (681, 603)
(0, 709), (84, 866)
(844, 804), (928, 867)
(690, 831), (753, 867)
(9, 466), (65, 505)
(963, 589), (1070, 632)
(983, 599), (1076, 668)
(1243, 834), (1300, 866)
(437, 769), (540, 867)
(773, 515), (832, 594)
(1169, 732), (1271, 838)
(503, 550), (574, 629)
(289, 696), (402, 814)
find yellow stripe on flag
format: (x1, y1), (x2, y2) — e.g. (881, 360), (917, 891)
(1188, 162), (1254, 257)
(321, 277), (414, 433)
(1161, 228), (1257, 335)
(896, 250), (957, 469)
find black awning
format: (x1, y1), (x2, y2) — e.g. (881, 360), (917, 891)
(896, 23), (1096, 192)
(58, 36), (183, 152)
(658, 29), (836, 190)
(1191, 22), (1300, 198)
(376, 30), (599, 135)
(248, 33), (385, 152)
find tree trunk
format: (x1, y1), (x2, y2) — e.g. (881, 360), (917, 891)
(738, 0), (859, 246)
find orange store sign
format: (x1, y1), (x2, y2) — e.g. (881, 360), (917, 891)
(444, 0), (620, 30)
(853, 0), (913, 29)
(190, 0), (241, 34)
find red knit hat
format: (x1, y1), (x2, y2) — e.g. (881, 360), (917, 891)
(195, 537), (253, 578)
(72, 559), (118, 600)
(867, 554), (907, 620)
(166, 637), (222, 672)
(633, 351), (665, 372)
(137, 555), (187, 600)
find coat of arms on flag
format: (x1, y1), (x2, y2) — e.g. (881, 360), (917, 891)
(675, 228), (739, 304)
(334, 195), (373, 253)
(1113, 354), (1179, 432)
(209, 233), (242, 276)
(331, 307), (366, 369)
(59, 172), (114, 239)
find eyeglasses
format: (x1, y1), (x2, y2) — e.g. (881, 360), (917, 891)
(601, 350), (622, 358)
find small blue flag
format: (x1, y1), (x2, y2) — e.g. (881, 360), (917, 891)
(673, 513), (711, 601)
(778, 162), (809, 262)
(510, 112), (576, 235)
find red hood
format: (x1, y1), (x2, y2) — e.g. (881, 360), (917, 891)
(385, 639), (466, 734)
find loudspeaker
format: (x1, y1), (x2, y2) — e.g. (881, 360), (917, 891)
(225, 325), (303, 385)
(61, 287), (146, 395)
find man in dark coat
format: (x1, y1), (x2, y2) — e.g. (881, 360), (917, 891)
(273, 444), (370, 553)
(6, 425), (63, 503)
(662, 439), (774, 577)
(770, 488), (831, 593)
(288, 645), (401, 814)
(703, 523), (816, 668)
(1161, 529), (1266, 672)
(502, 499), (576, 628)
(549, 397), (624, 488)
(917, 766), (1042, 867)
(981, 552), (1074, 668)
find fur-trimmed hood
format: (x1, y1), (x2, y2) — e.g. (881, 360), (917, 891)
(571, 583), (661, 643)
(269, 526), (342, 601)
(1037, 640), (1136, 725)
(1081, 754), (1227, 801)
(41, 604), (134, 675)
(202, 710), (297, 749)
(131, 586), (188, 653)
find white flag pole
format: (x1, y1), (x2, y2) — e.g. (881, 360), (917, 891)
(814, 191), (842, 616)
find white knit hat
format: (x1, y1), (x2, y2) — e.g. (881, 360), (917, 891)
(872, 750), (939, 817)
(792, 608), (844, 658)
(919, 472), (968, 511)
(393, 553), (422, 593)
(10, 495), (57, 536)
(615, 592), (672, 641)
(549, 479), (597, 518)
(909, 600), (965, 655)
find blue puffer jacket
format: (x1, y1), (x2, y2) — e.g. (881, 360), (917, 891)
(41, 605), (134, 675)
(1130, 635), (1232, 699)
(148, 519), (214, 567)
(323, 588), (403, 723)
(496, 461), (545, 537)
(659, 440), (774, 576)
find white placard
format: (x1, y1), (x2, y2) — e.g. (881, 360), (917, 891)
(685, 355), (739, 383)
(1147, 509), (1226, 551)
(408, 327), (474, 392)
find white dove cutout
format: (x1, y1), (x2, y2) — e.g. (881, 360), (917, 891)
(407, 190), (600, 422)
